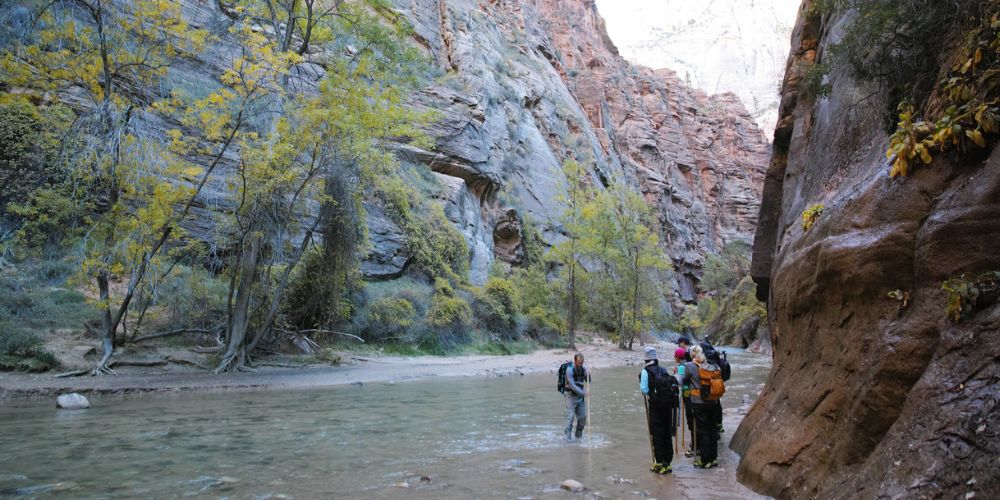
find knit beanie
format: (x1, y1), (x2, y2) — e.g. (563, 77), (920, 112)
(644, 346), (657, 360)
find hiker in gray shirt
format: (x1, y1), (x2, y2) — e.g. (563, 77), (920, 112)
(564, 353), (590, 441)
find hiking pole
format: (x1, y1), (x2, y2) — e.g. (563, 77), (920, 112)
(586, 377), (592, 445)
(680, 396), (685, 455)
(643, 395), (655, 464)
(673, 401), (678, 454)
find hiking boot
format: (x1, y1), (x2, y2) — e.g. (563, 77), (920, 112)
(649, 462), (662, 472)
(684, 448), (695, 457)
(575, 431), (583, 439)
(693, 460), (706, 468)
(657, 464), (672, 474)
(718, 425), (725, 433)
(706, 460), (719, 468)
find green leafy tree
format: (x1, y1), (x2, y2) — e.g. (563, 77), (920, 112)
(1, 0), (211, 374)
(579, 181), (670, 349)
(212, 1), (433, 372)
(547, 159), (592, 350)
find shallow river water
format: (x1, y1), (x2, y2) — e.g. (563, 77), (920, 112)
(0, 349), (771, 499)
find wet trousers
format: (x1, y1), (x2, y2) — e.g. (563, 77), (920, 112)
(565, 394), (587, 439)
(691, 401), (719, 462)
(647, 404), (675, 465)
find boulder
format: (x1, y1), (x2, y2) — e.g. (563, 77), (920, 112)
(56, 393), (90, 410)
(559, 479), (584, 492)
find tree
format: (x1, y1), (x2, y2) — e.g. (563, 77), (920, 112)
(548, 159), (592, 350)
(580, 181), (670, 349)
(211, 1), (433, 372)
(1, 0), (212, 374)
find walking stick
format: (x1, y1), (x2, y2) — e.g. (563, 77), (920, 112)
(643, 394), (655, 464)
(673, 399), (678, 454)
(680, 396), (685, 454)
(587, 377), (592, 445)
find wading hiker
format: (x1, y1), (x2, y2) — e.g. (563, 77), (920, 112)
(674, 345), (695, 456)
(558, 353), (590, 441)
(701, 341), (731, 434)
(640, 346), (679, 474)
(682, 344), (725, 468)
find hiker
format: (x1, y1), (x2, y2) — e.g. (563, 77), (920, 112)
(681, 344), (725, 468)
(674, 347), (696, 456)
(677, 336), (692, 362)
(563, 353), (590, 441)
(701, 341), (729, 434)
(640, 346), (678, 474)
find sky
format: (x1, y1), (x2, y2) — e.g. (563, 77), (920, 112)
(594, 0), (802, 137)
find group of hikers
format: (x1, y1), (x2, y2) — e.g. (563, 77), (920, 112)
(559, 336), (731, 474)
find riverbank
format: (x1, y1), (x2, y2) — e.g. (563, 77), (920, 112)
(0, 338), (659, 400)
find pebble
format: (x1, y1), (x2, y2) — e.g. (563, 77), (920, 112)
(560, 479), (584, 492)
(56, 393), (90, 410)
(392, 481), (410, 488)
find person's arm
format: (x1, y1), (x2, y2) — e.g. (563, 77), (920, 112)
(566, 366), (585, 396)
(676, 364), (685, 385)
(640, 368), (649, 395)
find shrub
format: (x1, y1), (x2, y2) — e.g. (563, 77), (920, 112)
(522, 305), (563, 346)
(363, 297), (417, 342)
(422, 278), (472, 352)
(801, 204), (825, 231)
(471, 277), (520, 337)
(0, 322), (57, 372)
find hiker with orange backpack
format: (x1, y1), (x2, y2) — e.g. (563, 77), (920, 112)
(680, 344), (725, 468)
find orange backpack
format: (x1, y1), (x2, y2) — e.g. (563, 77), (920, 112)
(691, 363), (725, 401)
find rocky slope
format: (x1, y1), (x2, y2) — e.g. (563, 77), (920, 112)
(734, 1), (1000, 498)
(387, 0), (769, 300)
(1, 0), (769, 304)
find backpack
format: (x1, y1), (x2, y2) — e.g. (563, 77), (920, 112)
(692, 362), (726, 401)
(557, 361), (573, 394)
(645, 364), (679, 410)
(705, 348), (731, 382)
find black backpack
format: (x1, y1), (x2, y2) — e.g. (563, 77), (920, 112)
(703, 344), (731, 382)
(557, 361), (573, 393)
(645, 364), (679, 410)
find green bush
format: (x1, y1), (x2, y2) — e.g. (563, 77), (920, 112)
(471, 277), (520, 337)
(421, 278), (472, 352)
(0, 321), (57, 372)
(363, 297), (417, 342)
(0, 259), (93, 330)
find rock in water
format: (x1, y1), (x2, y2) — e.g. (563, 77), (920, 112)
(560, 479), (584, 492)
(56, 393), (90, 409)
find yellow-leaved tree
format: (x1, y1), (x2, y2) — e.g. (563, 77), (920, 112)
(209, 0), (434, 372)
(1, 0), (215, 374)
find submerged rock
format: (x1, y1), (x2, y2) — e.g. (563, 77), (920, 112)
(56, 393), (89, 410)
(560, 479), (584, 492)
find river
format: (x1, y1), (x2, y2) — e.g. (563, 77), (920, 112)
(0, 349), (770, 499)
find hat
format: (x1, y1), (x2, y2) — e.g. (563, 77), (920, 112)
(644, 346), (657, 360)
(674, 348), (687, 360)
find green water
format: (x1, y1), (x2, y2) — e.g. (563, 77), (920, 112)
(0, 349), (771, 499)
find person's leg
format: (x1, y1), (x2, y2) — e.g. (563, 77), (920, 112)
(683, 396), (695, 456)
(565, 396), (576, 440)
(575, 398), (587, 438)
(693, 403), (714, 466)
(650, 413), (673, 471)
(715, 400), (724, 433)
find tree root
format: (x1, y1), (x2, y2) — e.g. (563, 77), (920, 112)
(91, 362), (118, 376)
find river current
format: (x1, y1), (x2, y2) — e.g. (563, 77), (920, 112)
(0, 349), (771, 498)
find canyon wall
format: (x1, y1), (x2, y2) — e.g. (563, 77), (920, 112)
(734, 1), (1000, 498)
(389, 0), (769, 300)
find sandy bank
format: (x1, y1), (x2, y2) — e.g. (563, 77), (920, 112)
(0, 339), (667, 400)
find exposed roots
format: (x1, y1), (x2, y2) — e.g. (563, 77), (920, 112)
(214, 348), (254, 374)
(91, 361), (118, 376)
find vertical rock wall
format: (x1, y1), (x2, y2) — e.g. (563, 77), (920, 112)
(734, 1), (1000, 498)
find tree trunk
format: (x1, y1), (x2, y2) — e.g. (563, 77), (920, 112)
(216, 234), (262, 373)
(94, 271), (116, 375)
(567, 259), (577, 350)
